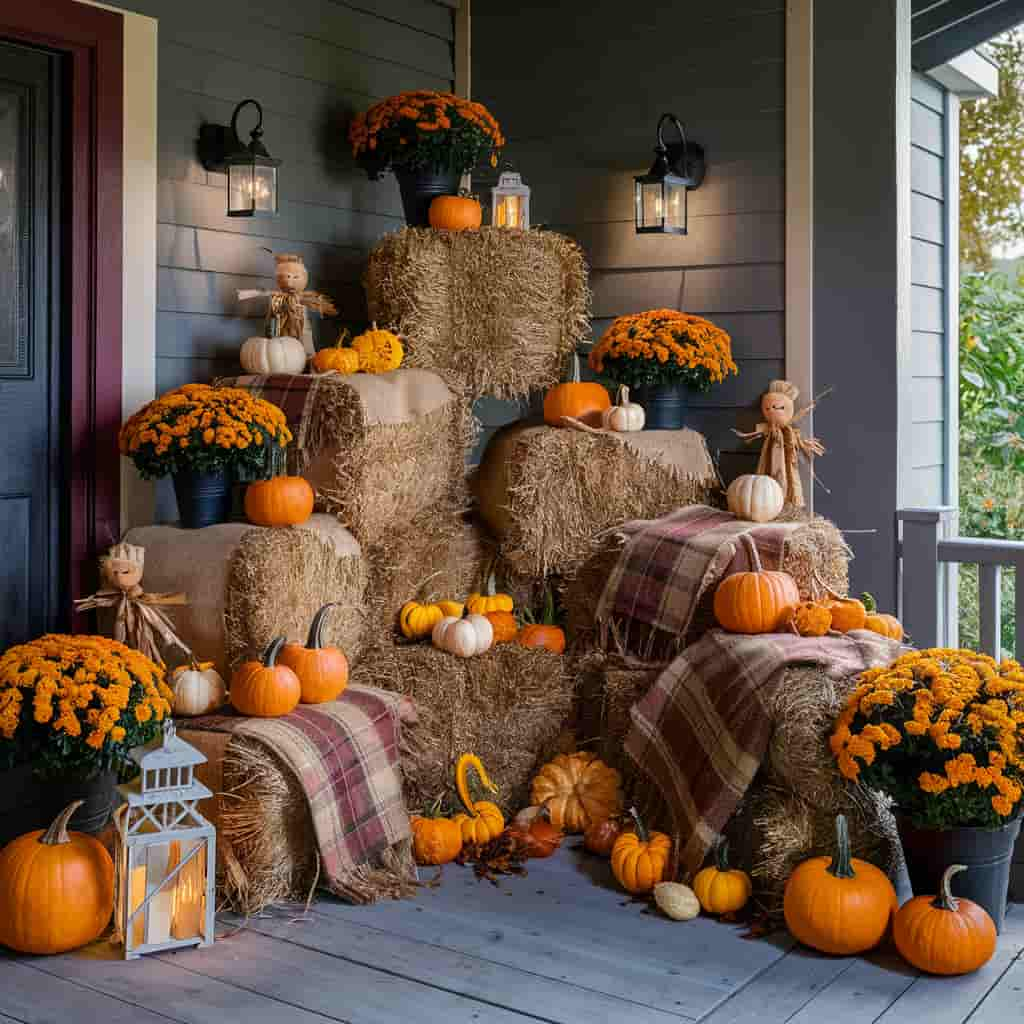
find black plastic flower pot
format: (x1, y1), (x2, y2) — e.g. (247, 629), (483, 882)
(0, 766), (117, 845)
(395, 167), (461, 227)
(631, 382), (689, 430)
(173, 468), (232, 529)
(896, 813), (1022, 932)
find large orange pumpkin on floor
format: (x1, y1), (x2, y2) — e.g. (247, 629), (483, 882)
(543, 352), (611, 428)
(279, 603), (350, 704)
(231, 636), (302, 717)
(611, 808), (672, 895)
(0, 801), (114, 954)
(783, 814), (897, 954)
(713, 534), (800, 633)
(429, 193), (482, 231)
(530, 751), (623, 832)
(893, 864), (996, 975)
(245, 474), (315, 527)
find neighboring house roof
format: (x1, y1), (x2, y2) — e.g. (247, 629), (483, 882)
(913, 0), (1024, 71)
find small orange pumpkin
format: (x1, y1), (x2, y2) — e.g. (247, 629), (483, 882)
(826, 595), (867, 632)
(692, 839), (752, 914)
(611, 807), (672, 895)
(713, 534), (800, 634)
(245, 474), (315, 527)
(485, 609), (519, 643)
(410, 798), (463, 866)
(230, 636), (302, 717)
(783, 814), (897, 955)
(893, 864), (997, 975)
(0, 800), (115, 954)
(543, 352), (611, 428)
(452, 753), (506, 844)
(312, 331), (360, 375)
(429, 193), (482, 231)
(518, 584), (566, 654)
(783, 600), (832, 637)
(279, 603), (350, 704)
(861, 593), (904, 641)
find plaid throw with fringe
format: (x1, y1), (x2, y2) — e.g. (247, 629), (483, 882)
(187, 684), (417, 904)
(595, 505), (812, 659)
(625, 629), (902, 877)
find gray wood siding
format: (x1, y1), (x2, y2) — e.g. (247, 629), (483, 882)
(470, 1), (786, 475)
(909, 71), (947, 508)
(107, 0), (454, 515)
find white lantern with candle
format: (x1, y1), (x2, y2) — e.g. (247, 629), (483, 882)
(491, 168), (531, 230)
(117, 719), (216, 959)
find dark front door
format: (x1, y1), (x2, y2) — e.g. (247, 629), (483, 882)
(0, 41), (63, 649)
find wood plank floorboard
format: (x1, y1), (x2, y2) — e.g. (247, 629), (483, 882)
(968, 952), (1024, 1023)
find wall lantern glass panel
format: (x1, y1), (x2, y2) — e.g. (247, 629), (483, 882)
(634, 114), (705, 235)
(199, 99), (280, 218)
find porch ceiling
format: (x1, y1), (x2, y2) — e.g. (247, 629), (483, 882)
(913, 0), (1024, 70)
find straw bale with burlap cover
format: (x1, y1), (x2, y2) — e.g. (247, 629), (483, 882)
(125, 515), (366, 675)
(350, 642), (576, 814)
(473, 422), (720, 579)
(364, 227), (590, 402)
(218, 369), (472, 548)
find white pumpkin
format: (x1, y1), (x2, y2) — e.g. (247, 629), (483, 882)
(601, 385), (645, 432)
(654, 882), (701, 921)
(171, 660), (227, 717)
(240, 334), (307, 375)
(431, 614), (494, 658)
(726, 473), (785, 523)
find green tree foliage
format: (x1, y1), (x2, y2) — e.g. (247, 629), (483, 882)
(961, 33), (1024, 267)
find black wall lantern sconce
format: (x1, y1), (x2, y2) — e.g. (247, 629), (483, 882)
(199, 99), (280, 218)
(634, 113), (705, 235)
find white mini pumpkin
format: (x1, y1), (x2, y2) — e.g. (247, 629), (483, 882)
(654, 882), (701, 921)
(171, 659), (227, 717)
(601, 385), (645, 432)
(726, 473), (785, 523)
(240, 334), (307, 375)
(431, 614), (494, 658)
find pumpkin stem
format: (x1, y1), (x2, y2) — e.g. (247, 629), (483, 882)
(826, 814), (857, 880)
(618, 384), (630, 406)
(455, 753), (498, 817)
(306, 603), (340, 649)
(738, 533), (764, 574)
(333, 328), (351, 350)
(627, 806), (649, 844)
(40, 800), (84, 846)
(933, 863), (966, 912)
(861, 592), (878, 613)
(262, 636), (287, 667)
(714, 837), (731, 872)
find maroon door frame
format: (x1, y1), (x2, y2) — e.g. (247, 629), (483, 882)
(0, 1), (123, 625)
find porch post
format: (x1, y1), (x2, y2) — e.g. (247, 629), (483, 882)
(897, 507), (956, 649)
(812, 0), (912, 611)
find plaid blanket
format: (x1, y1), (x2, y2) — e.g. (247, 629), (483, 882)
(595, 505), (814, 658)
(217, 373), (324, 453)
(187, 683), (416, 903)
(625, 629), (902, 877)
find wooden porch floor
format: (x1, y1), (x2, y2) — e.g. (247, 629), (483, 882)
(3, 846), (1024, 1024)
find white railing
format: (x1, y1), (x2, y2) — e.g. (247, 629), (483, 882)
(898, 507), (1024, 657)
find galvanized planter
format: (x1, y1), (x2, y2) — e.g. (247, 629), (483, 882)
(632, 382), (689, 430)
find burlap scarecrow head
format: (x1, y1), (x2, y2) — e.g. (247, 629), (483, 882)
(761, 379), (800, 427)
(100, 542), (145, 592)
(274, 253), (309, 293)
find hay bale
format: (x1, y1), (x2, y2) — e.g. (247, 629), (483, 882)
(124, 516), (366, 676)
(365, 227), (590, 402)
(350, 643), (576, 814)
(222, 369), (474, 548)
(473, 423), (719, 579)
(563, 515), (851, 652)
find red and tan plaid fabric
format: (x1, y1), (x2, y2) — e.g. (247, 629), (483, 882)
(595, 505), (810, 658)
(625, 629), (903, 877)
(188, 684), (416, 903)
(217, 373), (323, 448)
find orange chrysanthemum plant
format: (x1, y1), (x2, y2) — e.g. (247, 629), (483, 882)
(588, 309), (738, 393)
(348, 90), (505, 179)
(118, 383), (293, 482)
(0, 635), (173, 782)
(831, 649), (1024, 830)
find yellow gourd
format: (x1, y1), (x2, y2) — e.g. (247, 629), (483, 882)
(452, 752), (505, 844)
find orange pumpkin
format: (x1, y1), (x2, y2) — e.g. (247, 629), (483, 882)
(783, 814), (897, 955)
(518, 624), (566, 654)
(611, 808), (672, 895)
(782, 600), (832, 637)
(530, 752), (623, 832)
(860, 593), (904, 641)
(245, 474), (315, 527)
(485, 609), (519, 643)
(893, 864), (997, 975)
(429, 193), (482, 231)
(312, 332), (360, 375)
(452, 753), (506, 845)
(825, 595), (867, 632)
(410, 798), (463, 866)
(279, 603), (350, 704)
(0, 800), (114, 954)
(231, 636), (302, 717)
(543, 352), (611, 428)
(512, 809), (564, 859)
(713, 534), (800, 633)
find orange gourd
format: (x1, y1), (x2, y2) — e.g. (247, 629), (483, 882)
(0, 800), (114, 954)
(861, 593), (904, 641)
(429, 193), (483, 231)
(279, 603), (350, 704)
(783, 814), (897, 954)
(893, 864), (996, 975)
(485, 609), (519, 643)
(783, 600), (833, 637)
(530, 751), (623, 832)
(713, 534), (800, 633)
(692, 839), (752, 914)
(826, 595), (867, 633)
(245, 474), (315, 527)
(312, 332), (360, 375)
(611, 807), (672, 895)
(410, 798), (463, 866)
(518, 624), (566, 654)
(543, 352), (611, 428)
(231, 636), (302, 717)
(452, 753), (506, 844)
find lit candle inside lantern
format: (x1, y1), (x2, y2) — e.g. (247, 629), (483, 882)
(172, 841), (206, 940)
